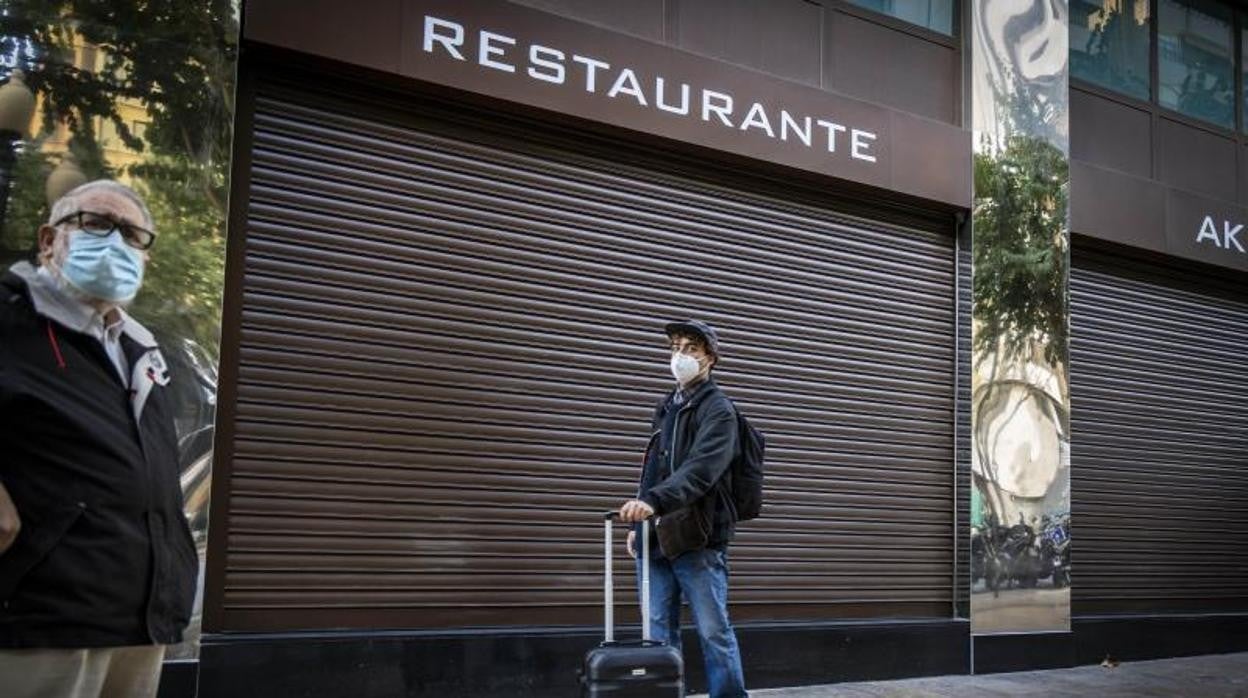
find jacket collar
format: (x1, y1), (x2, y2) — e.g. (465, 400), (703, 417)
(8, 261), (158, 349)
(672, 376), (719, 412)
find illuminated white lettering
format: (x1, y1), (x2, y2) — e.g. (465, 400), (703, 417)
(1197, 216), (1222, 248)
(528, 44), (565, 84)
(572, 55), (610, 92)
(479, 31), (516, 72)
(423, 16), (465, 60)
(418, 17), (885, 169)
(702, 90), (734, 127)
(739, 102), (775, 138)
(851, 129), (878, 163)
(607, 68), (647, 106)
(816, 119), (847, 153)
(1223, 221), (1245, 253)
(655, 77), (690, 115)
(780, 110), (811, 146)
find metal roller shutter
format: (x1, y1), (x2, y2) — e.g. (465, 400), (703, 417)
(1071, 243), (1248, 614)
(954, 236), (971, 618)
(216, 75), (956, 631)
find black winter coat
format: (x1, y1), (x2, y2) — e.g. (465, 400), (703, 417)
(639, 378), (740, 550)
(0, 268), (197, 648)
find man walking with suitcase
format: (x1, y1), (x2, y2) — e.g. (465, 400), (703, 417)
(618, 319), (748, 698)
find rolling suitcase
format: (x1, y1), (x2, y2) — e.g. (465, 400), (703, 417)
(579, 512), (684, 697)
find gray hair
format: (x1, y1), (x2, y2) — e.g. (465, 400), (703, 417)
(47, 179), (155, 231)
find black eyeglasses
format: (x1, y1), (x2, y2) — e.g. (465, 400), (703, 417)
(54, 210), (157, 251)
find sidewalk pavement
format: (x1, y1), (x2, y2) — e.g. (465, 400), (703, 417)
(722, 652), (1248, 697)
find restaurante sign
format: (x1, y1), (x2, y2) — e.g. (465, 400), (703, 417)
(421, 15), (881, 164)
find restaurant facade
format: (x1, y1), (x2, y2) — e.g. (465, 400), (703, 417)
(1, 0), (1246, 696)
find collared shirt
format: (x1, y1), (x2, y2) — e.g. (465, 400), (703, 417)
(671, 374), (706, 408)
(11, 262), (154, 387)
(34, 266), (130, 384)
(100, 312), (129, 385)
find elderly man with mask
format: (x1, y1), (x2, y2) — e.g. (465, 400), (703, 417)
(0, 180), (197, 698)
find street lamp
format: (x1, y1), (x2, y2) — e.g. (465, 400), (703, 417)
(46, 151), (87, 207)
(0, 69), (36, 231)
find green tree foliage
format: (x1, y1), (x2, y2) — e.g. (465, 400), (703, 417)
(1, 0), (238, 353)
(129, 158), (228, 352)
(972, 134), (1069, 369)
(970, 89), (1071, 527)
(0, 140), (52, 262)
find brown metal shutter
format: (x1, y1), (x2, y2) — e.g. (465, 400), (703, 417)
(1071, 242), (1248, 614)
(955, 235), (971, 618)
(216, 75), (956, 631)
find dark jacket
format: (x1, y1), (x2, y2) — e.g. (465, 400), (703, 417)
(639, 378), (739, 551)
(0, 266), (197, 648)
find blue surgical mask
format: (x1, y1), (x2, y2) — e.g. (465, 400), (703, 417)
(59, 229), (145, 303)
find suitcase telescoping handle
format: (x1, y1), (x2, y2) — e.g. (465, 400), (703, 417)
(602, 511), (651, 644)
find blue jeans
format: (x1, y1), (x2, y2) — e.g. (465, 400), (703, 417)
(636, 547), (748, 698)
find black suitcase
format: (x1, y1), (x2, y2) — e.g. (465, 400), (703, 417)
(580, 513), (684, 697)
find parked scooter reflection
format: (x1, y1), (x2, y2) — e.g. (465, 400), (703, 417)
(972, 512), (1070, 596)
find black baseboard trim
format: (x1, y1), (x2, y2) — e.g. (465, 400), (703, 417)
(1073, 613), (1248, 665)
(973, 631), (1076, 674)
(175, 613), (1248, 697)
(197, 619), (969, 698)
(973, 613), (1248, 675)
(158, 659), (198, 698)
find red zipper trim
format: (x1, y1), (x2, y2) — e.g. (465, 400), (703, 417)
(46, 320), (67, 370)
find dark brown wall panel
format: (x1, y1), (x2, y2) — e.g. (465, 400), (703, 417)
(1158, 118), (1237, 203)
(1070, 160), (1166, 254)
(508, 0), (665, 41)
(1071, 244), (1248, 615)
(1070, 88), (1151, 179)
(243, 0), (401, 74)
(672, 0), (823, 87)
(216, 74), (957, 632)
(825, 11), (957, 124)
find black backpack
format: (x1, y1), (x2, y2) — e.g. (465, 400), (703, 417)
(730, 408), (765, 521)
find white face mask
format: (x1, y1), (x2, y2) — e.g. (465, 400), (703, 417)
(670, 353), (702, 385)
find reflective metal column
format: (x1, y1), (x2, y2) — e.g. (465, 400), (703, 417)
(969, 0), (1071, 634)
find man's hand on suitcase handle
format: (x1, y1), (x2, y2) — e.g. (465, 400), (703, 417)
(615, 501), (653, 558)
(618, 499), (654, 523)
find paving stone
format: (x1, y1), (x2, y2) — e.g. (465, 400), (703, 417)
(726, 652), (1248, 697)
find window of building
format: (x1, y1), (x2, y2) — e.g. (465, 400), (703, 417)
(1242, 23), (1248, 132)
(97, 116), (119, 149)
(844, 0), (955, 36)
(1158, 0), (1234, 129)
(1070, 0), (1151, 101)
